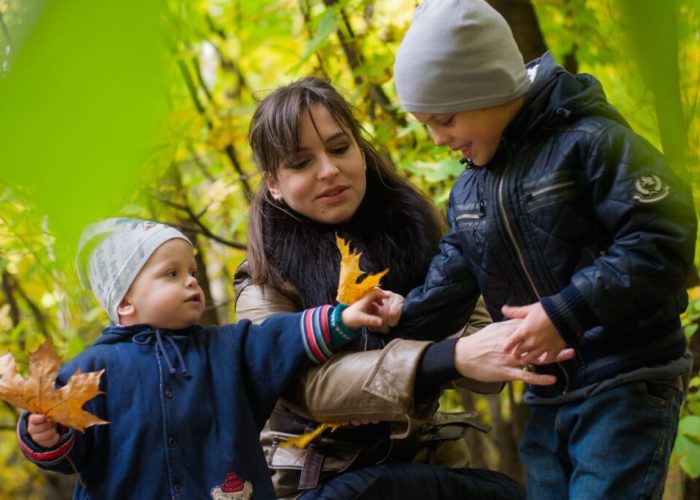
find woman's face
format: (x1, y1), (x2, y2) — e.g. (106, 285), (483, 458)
(265, 104), (367, 225)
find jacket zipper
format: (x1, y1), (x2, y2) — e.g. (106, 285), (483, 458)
(497, 170), (570, 393)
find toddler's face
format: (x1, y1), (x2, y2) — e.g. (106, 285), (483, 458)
(413, 99), (521, 167)
(120, 239), (205, 329)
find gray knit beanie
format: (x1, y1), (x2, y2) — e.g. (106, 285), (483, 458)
(394, 0), (531, 114)
(77, 218), (191, 324)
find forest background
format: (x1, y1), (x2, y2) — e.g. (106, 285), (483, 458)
(0, 0), (699, 498)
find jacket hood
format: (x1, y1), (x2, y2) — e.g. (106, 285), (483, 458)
(93, 323), (201, 378)
(94, 323), (201, 346)
(505, 52), (630, 141)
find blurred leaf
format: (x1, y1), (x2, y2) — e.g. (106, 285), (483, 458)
(0, 0), (168, 248)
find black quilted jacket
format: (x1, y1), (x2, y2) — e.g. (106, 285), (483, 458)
(397, 53), (697, 397)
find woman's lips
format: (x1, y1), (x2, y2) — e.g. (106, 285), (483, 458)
(317, 185), (349, 202)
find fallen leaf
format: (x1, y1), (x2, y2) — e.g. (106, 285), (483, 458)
(280, 422), (341, 449)
(0, 339), (107, 431)
(336, 235), (388, 305)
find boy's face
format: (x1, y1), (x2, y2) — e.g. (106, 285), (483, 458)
(119, 239), (205, 330)
(413, 99), (521, 167)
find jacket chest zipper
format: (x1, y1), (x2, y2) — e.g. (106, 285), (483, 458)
(529, 180), (575, 198)
(496, 172), (570, 393)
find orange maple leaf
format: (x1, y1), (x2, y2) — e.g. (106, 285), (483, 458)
(0, 339), (108, 432)
(336, 235), (388, 305)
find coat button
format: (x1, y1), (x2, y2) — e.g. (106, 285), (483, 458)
(168, 436), (177, 447)
(165, 388), (174, 399)
(174, 483), (183, 493)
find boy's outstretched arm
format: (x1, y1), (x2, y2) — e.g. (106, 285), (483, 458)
(396, 227), (481, 341)
(500, 303), (566, 365)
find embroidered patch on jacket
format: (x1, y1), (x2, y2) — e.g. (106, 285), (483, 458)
(633, 174), (669, 203)
(210, 472), (253, 500)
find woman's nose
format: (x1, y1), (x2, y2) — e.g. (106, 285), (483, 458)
(317, 156), (340, 179)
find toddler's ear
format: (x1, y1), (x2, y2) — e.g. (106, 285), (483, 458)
(117, 296), (135, 319)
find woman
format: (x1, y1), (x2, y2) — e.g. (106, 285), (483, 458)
(235, 77), (572, 499)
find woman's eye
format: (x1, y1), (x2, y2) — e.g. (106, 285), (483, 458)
(289, 159), (309, 170)
(330, 145), (349, 155)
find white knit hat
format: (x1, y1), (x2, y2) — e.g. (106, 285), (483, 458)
(77, 218), (191, 323)
(394, 0), (531, 114)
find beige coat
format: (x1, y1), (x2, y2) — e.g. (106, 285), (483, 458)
(235, 267), (498, 497)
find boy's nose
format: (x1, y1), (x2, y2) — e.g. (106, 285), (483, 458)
(432, 129), (448, 147)
(185, 275), (198, 287)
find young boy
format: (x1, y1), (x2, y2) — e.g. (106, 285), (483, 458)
(16, 218), (388, 499)
(391, 0), (697, 498)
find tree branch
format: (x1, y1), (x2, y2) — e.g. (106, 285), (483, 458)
(155, 195), (247, 250)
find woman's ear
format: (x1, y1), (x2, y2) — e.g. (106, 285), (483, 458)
(265, 175), (282, 201)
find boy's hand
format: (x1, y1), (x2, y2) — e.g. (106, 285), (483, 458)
(341, 288), (391, 331)
(27, 413), (60, 449)
(367, 290), (404, 333)
(501, 303), (566, 365)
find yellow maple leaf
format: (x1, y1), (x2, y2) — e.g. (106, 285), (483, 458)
(0, 339), (108, 432)
(336, 235), (388, 305)
(280, 422), (341, 449)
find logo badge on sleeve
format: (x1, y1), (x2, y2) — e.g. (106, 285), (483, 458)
(210, 472), (253, 500)
(633, 174), (669, 204)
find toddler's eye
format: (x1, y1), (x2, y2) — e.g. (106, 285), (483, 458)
(438, 116), (454, 126)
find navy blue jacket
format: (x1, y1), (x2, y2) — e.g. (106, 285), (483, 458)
(18, 310), (343, 499)
(397, 53), (697, 397)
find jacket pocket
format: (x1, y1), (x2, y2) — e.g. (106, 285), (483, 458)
(454, 201), (485, 227)
(523, 171), (587, 245)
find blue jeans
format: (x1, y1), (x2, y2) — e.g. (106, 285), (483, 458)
(520, 380), (683, 500)
(299, 463), (524, 500)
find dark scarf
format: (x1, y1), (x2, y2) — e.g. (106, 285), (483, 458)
(262, 180), (442, 308)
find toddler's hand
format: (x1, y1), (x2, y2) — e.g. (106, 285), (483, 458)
(368, 290), (404, 333)
(501, 302), (566, 365)
(341, 288), (391, 331)
(27, 413), (60, 449)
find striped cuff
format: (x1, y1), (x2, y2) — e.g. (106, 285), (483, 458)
(300, 305), (360, 364)
(17, 412), (74, 466)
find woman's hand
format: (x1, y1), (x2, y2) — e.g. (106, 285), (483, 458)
(26, 414), (61, 448)
(454, 320), (575, 386)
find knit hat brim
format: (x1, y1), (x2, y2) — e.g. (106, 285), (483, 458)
(394, 0), (531, 114)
